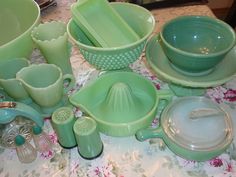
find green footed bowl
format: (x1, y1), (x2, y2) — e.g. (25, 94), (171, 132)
(67, 2), (155, 70)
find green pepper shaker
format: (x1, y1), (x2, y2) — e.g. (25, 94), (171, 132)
(73, 116), (103, 160)
(51, 107), (77, 148)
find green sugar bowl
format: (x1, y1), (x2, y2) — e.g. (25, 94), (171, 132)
(69, 71), (173, 137)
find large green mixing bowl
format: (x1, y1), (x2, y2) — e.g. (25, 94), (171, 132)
(0, 0), (40, 60)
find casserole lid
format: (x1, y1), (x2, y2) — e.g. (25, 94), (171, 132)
(161, 97), (233, 151)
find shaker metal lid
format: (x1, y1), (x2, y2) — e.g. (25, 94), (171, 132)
(161, 97), (233, 151)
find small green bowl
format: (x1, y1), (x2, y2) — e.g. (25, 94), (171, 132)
(67, 2), (155, 70)
(0, 0), (40, 60)
(160, 16), (236, 75)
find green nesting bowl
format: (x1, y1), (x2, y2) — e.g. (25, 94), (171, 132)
(69, 71), (172, 137)
(0, 0), (40, 60)
(160, 15), (236, 75)
(67, 2), (155, 70)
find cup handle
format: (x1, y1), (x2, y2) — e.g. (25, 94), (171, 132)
(62, 74), (75, 93)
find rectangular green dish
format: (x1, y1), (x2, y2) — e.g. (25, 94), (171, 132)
(71, 0), (140, 47)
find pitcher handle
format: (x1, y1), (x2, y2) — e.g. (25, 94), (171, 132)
(63, 74), (75, 93)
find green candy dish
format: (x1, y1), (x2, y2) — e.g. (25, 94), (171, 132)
(0, 0), (40, 60)
(69, 71), (173, 137)
(67, 2), (155, 70)
(160, 16), (236, 74)
(145, 34), (236, 96)
(71, 0), (140, 47)
(136, 97), (233, 162)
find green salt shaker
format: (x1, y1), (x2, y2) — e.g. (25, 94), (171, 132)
(73, 116), (103, 160)
(51, 107), (77, 148)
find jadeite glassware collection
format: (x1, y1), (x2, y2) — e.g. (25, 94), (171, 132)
(0, 0), (236, 163)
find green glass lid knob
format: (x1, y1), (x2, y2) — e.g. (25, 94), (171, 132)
(15, 135), (26, 146)
(32, 125), (43, 135)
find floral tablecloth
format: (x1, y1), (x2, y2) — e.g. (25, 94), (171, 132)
(1, 0), (236, 177)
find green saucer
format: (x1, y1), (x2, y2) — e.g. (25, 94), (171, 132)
(145, 35), (236, 96)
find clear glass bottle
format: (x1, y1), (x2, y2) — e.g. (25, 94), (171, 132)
(14, 135), (37, 163)
(32, 125), (52, 152)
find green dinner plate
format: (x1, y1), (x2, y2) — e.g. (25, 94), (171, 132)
(145, 35), (236, 89)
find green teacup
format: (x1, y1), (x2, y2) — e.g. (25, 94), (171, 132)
(31, 21), (73, 75)
(16, 63), (75, 114)
(0, 58), (31, 103)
